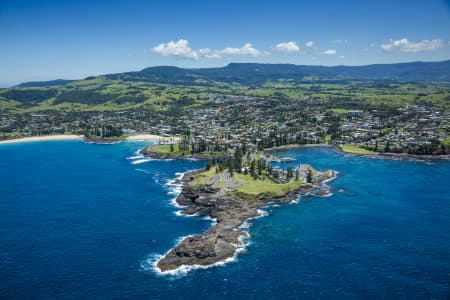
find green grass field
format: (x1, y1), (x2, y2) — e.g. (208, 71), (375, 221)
(339, 144), (376, 155)
(231, 172), (303, 197)
(328, 108), (350, 114)
(188, 167), (304, 200)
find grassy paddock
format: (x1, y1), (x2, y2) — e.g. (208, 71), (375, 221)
(339, 144), (376, 155)
(232, 173), (303, 197)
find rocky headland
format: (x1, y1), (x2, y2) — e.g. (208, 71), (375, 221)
(155, 167), (336, 273)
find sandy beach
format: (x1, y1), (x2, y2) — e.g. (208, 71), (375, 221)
(0, 135), (83, 144)
(0, 133), (179, 145)
(126, 134), (179, 142)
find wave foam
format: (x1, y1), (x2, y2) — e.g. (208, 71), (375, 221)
(289, 197), (300, 204)
(164, 170), (200, 209)
(135, 168), (151, 174)
(174, 211), (198, 217)
(239, 209), (268, 229)
(127, 155), (143, 160)
(131, 158), (152, 165)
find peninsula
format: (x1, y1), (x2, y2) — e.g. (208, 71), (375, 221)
(141, 144), (336, 272)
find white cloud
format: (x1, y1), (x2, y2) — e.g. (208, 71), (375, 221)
(275, 41), (300, 53)
(218, 43), (264, 57)
(305, 41), (315, 48)
(198, 48), (221, 59)
(151, 39), (199, 60)
(206, 53), (222, 59)
(381, 38), (443, 53)
(322, 49), (337, 55)
(151, 40), (267, 60)
(198, 48), (211, 55)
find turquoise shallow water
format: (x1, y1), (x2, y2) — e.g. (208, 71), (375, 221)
(0, 141), (449, 299)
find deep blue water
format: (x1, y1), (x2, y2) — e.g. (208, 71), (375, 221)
(0, 141), (449, 299)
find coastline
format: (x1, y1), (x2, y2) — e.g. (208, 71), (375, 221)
(0, 133), (178, 145)
(266, 143), (450, 160)
(0, 134), (83, 144)
(126, 134), (179, 143)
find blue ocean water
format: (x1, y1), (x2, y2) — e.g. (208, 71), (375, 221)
(0, 142), (449, 299)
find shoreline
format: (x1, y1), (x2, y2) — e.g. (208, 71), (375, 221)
(126, 134), (179, 143)
(266, 143), (450, 160)
(0, 134), (83, 144)
(0, 133), (178, 145)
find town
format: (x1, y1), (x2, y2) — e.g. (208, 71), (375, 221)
(1, 92), (449, 155)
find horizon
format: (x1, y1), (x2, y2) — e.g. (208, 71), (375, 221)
(1, 0), (450, 86)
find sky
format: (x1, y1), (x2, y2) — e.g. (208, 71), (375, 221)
(1, 0), (450, 86)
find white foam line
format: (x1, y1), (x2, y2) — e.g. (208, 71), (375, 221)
(202, 215), (218, 226)
(289, 197), (300, 204)
(170, 197), (187, 209)
(239, 209), (269, 229)
(174, 211), (198, 217)
(256, 209), (269, 218)
(318, 192), (334, 198)
(85, 141), (122, 145)
(127, 155), (143, 160)
(321, 174), (338, 184)
(135, 168), (151, 175)
(131, 158), (152, 165)
(164, 169), (201, 209)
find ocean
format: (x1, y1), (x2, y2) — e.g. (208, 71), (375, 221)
(0, 141), (449, 299)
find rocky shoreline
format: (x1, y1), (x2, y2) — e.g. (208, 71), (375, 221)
(155, 169), (336, 273)
(140, 148), (213, 160)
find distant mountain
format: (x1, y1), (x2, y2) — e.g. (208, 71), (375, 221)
(12, 60), (450, 88)
(2, 60), (449, 109)
(15, 79), (76, 88)
(104, 60), (450, 86)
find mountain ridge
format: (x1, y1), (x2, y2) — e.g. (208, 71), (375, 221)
(13, 60), (450, 88)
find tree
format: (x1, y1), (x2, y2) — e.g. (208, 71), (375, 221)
(250, 160), (256, 178)
(287, 167), (293, 180)
(306, 169), (312, 183)
(441, 142), (447, 155)
(228, 162), (234, 177)
(273, 171), (279, 179)
(205, 159), (211, 171)
(233, 148), (243, 172)
(170, 143), (174, 152)
(384, 141), (390, 153)
(257, 159), (263, 176)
